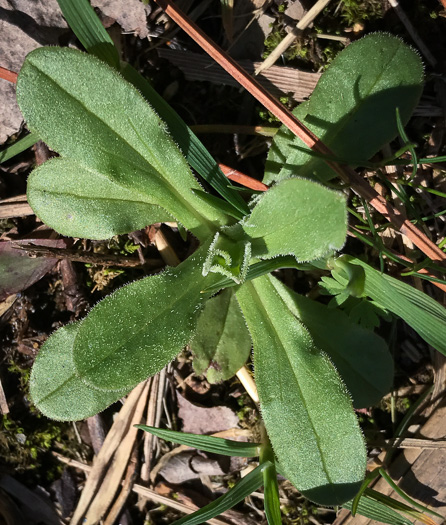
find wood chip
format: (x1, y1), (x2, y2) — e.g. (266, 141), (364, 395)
(157, 48), (320, 102)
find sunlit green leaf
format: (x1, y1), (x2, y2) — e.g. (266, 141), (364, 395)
(0, 132), (39, 164)
(260, 438), (282, 525)
(343, 491), (413, 525)
(27, 158), (172, 239)
(336, 256), (446, 356)
(191, 288), (252, 383)
(240, 178), (347, 261)
(17, 47), (226, 241)
(236, 275), (366, 506)
(72, 242), (218, 391)
(30, 322), (128, 421)
(56, 0), (120, 69)
(265, 33), (424, 183)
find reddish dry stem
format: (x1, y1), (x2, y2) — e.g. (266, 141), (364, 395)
(154, 0), (446, 267)
(219, 163), (268, 192)
(0, 66), (18, 84)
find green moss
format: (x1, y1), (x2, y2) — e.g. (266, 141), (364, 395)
(339, 0), (383, 26)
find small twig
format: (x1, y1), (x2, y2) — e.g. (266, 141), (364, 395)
(103, 444), (139, 525)
(0, 66), (18, 83)
(388, 0), (437, 67)
(12, 244), (160, 268)
(53, 453), (231, 525)
(219, 163), (268, 191)
(236, 365), (259, 404)
(154, 0), (446, 266)
(0, 379), (10, 415)
(255, 0), (332, 74)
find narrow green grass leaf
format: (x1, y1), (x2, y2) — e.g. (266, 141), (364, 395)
(260, 439), (282, 525)
(120, 63), (250, 217)
(379, 469), (443, 519)
(72, 242), (218, 392)
(56, 0), (120, 69)
(17, 47), (226, 241)
(241, 178), (347, 261)
(27, 158), (172, 239)
(171, 463), (267, 525)
(351, 468), (381, 516)
(30, 322), (128, 421)
(343, 492), (413, 525)
(0, 132), (39, 164)
(270, 277), (393, 408)
(395, 107), (418, 181)
(265, 33), (424, 184)
(135, 425), (261, 457)
(236, 275), (366, 506)
(364, 489), (441, 524)
(191, 189), (244, 220)
(191, 288), (252, 383)
(340, 256), (446, 355)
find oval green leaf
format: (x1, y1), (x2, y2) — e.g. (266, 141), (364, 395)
(191, 288), (252, 383)
(27, 158), (172, 239)
(72, 242), (217, 391)
(265, 33), (424, 184)
(29, 322), (129, 421)
(16, 47), (226, 240)
(236, 275), (366, 506)
(241, 178), (347, 261)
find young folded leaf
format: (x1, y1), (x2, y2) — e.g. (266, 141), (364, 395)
(16, 47), (228, 241)
(72, 241), (219, 392)
(240, 178), (347, 261)
(30, 322), (129, 421)
(236, 275), (366, 506)
(191, 288), (252, 383)
(265, 33), (424, 184)
(270, 277), (393, 408)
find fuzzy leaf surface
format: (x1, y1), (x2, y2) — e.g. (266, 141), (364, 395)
(236, 275), (366, 506)
(73, 242), (216, 391)
(241, 178), (347, 261)
(17, 47), (225, 240)
(270, 277), (393, 408)
(265, 33), (424, 183)
(27, 158), (171, 239)
(30, 322), (128, 421)
(191, 288), (252, 383)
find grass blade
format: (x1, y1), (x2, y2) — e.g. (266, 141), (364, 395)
(343, 492), (413, 525)
(0, 132), (39, 164)
(260, 437), (282, 525)
(121, 63), (250, 218)
(135, 425), (261, 457)
(56, 0), (120, 69)
(171, 463), (267, 525)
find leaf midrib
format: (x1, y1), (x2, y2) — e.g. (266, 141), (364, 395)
(25, 61), (209, 234)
